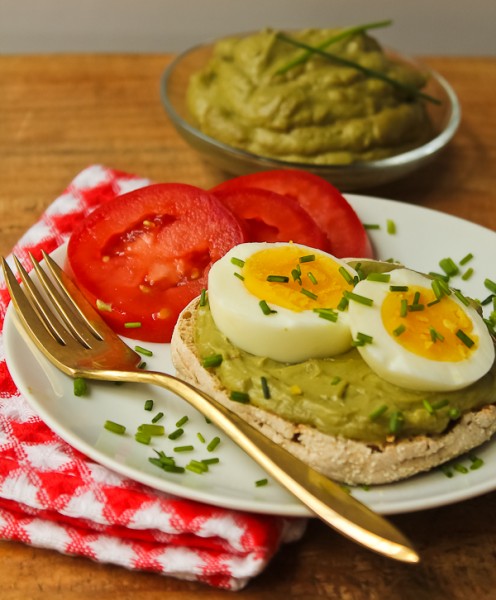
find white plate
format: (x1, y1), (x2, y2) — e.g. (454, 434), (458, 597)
(4, 194), (496, 516)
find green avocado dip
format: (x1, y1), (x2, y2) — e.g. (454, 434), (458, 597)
(194, 304), (496, 444)
(187, 27), (435, 165)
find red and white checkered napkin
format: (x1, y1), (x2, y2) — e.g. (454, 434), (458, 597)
(0, 166), (307, 590)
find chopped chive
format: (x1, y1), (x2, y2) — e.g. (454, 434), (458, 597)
(202, 457), (220, 465)
(313, 307), (338, 322)
(199, 288), (207, 306)
(388, 411), (404, 434)
(441, 465), (454, 478)
(427, 299), (441, 308)
(176, 415), (189, 428)
(307, 272), (318, 285)
(393, 324), (406, 336)
(168, 428), (184, 440)
(412, 291), (421, 305)
(148, 457), (185, 474)
(104, 420), (126, 435)
(165, 464), (186, 473)
(96, 299), (112, 312)
(429, 271), (450, 282)
(255, 478), (269, 487)
(138, 424), (165, 436)
(337, 295), (349, 311)
(230, 390), (250, 403)
(343, 290), (373, 306)
(369, 404), (388, 420)
(484, 278), (496, 294)
(138, 361), (147, 369)
(190, 459), (208, 471)
(207, 436), (221, 452)
(431, 279), (444, 300)
(153, 449), (174, 463)
(202, 353), (223, 368)
(261, 376), (271, 399)
(367, 272), (391, 283)
(386, 219), (396, 234)
(338, 266), (354, 284)
(461, 268), (474, 281)
(299, 254), (315, 263)
(259, 300), (277, 315)
(186, 462), (206, 474)
(454, 463), (469, 474)
(300, 287), (318, 300)
(459, 253), (474, 266)
(352, 331), (373, 346)
(355, 264), (366, 280)
(124, 321), (141, 329)
(469, 456), (484, 470)
(449, 407), (461, 420)
(390, 285), (409, 292)
(152, 412), (164, 423)
(439, 257), (459, 277)
(231, 257), (245, 268)
(331, 376), (342, 385)
(144, 399), (154, 411)
(134, 345), (153, 357)
(267, 275), (289, 283)
(429, 327), (445, 343)
(363, 223), (380, 230)
(174, 445), (194, 453)
(437, 278), (452, 296)
(481, 294), (495, 306)
(291, 268), (302, 284)
(134, 431), (151, 445)
(454, 289), (470, 306)
(456, 329), (475, 348)
(73, 377), (88, 397)
(234, 272), (245, 281)
(408, 303), (425, 312)
(423, 399), (435, 414)
(400, 298), (408, 317)
(197, 432), (206, 443)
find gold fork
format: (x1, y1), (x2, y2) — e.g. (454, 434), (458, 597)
(2, 251), (419, 564)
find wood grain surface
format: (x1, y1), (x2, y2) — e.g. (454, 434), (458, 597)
(0, 54), (495, 600)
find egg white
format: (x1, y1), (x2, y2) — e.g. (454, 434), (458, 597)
(207, 242), (357, 363)
(347, 268), (495, 391)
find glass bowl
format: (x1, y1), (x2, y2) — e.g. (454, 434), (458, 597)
(160, 38), (461, 191)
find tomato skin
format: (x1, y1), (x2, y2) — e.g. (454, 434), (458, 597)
(67, 183), (246, 342)
(212, 170), (373, 258)
(212, 187), (330, 251)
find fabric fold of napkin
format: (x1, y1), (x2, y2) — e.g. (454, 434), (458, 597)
(0, 165), (307, 591)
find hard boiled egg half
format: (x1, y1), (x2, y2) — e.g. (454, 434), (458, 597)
(207, 242), (495, 391)
(347, 268), (495, 391)
(207, 242), (357, 363)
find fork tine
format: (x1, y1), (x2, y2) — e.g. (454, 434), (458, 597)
(41, 251), (108, 340)
(29, 252), (97, 349)
(10, 255), (71, 345)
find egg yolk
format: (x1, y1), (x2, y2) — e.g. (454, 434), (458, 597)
(381, 285), (478, 362)
(242, 246), (354, 311)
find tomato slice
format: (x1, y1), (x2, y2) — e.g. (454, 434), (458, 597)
(212, 187), (330, 251)
(212, 169), (373, 258)
(67, 183), (246, 342)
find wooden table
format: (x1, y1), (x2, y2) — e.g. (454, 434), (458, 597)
(1, 54), (495, 600)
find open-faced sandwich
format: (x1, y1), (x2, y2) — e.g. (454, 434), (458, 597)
(171, 242), (496, 485)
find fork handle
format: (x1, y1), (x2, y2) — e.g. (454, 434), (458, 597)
(114, 368), (418, 563)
